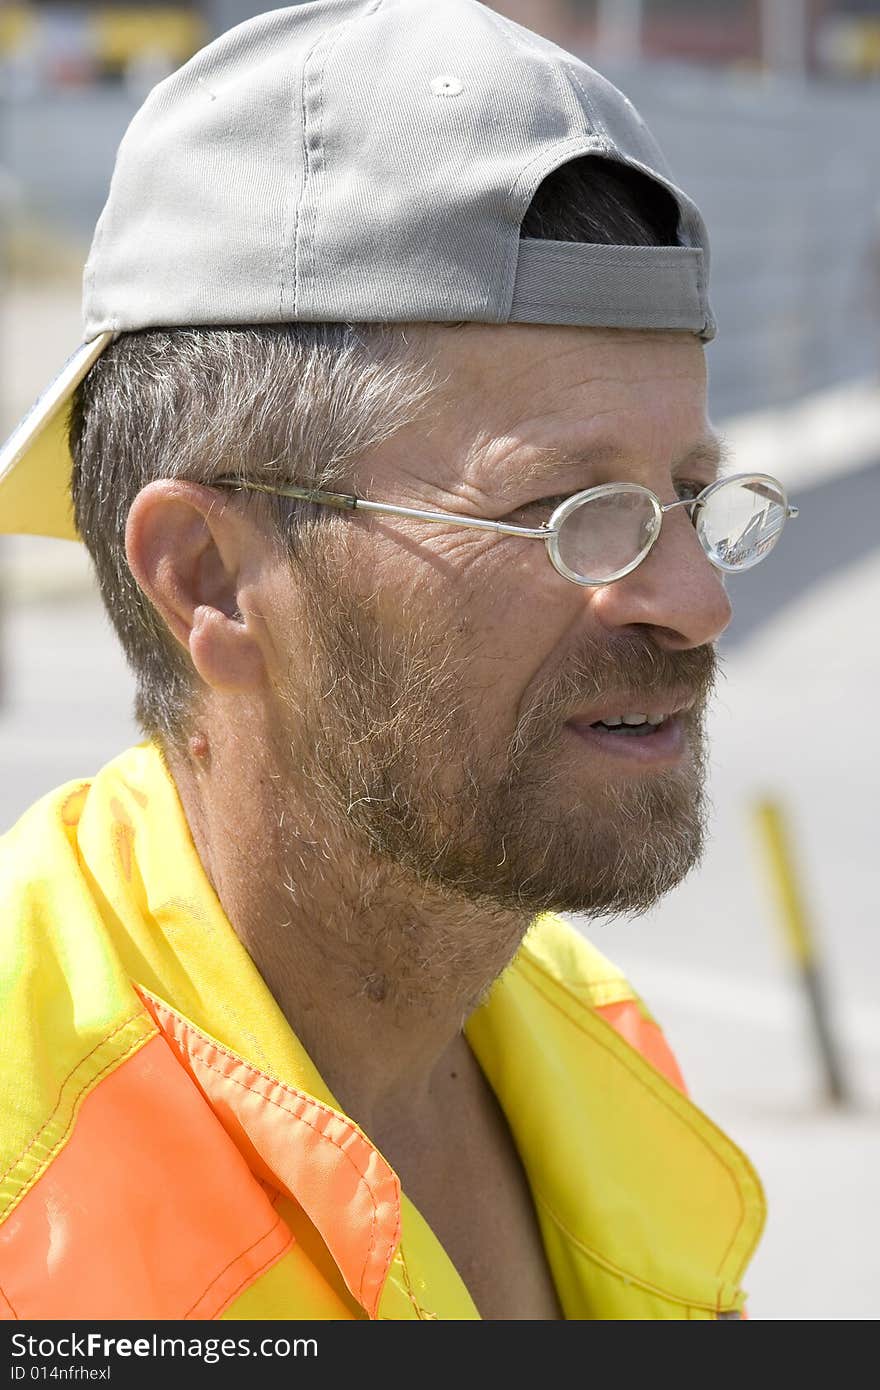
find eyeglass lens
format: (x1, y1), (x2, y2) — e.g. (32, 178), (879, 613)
(695, 477), (787, 572)
(555, 490), (659, 583)
(556, 477), (788, 583)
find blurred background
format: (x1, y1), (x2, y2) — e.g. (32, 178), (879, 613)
(1, 0), (878, 1319)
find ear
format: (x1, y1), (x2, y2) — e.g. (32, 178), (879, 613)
(125, 480), (268, 694)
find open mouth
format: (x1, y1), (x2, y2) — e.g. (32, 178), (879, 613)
(564, 707), (690, 766)
(588, 714), (668, 737)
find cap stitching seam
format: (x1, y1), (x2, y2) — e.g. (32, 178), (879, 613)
(305, 34), (331, 313)
(85, 214), (114, 334)
(479, 4), (572, 125)
(289, 31), (338, 315)
(291, 0), (384, 318)
(697, 250), (712, 337)
(484, 8), (609, 148)
(561, 60), (610, 144)
(287, 42), (318, 317)
(507, 135), (610, 210)
(291, 22), (343, 314)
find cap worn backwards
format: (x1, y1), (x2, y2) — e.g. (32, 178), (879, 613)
(0, 0), (715, 542)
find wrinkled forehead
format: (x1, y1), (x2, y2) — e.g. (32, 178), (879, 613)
(427, 321), (707, 395)
(385, 323), (712, 492)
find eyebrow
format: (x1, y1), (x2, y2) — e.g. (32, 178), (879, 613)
(506, 434), (731, 490)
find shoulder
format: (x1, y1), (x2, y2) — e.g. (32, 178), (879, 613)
(0, 766), (151, 1212)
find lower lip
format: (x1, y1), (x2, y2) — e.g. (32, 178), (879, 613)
(564, 715), (687, 767)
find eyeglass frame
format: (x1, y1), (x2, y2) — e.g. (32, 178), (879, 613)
(212, 471), (798, 588)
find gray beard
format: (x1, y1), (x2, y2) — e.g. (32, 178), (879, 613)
(276, 562), (716, 927)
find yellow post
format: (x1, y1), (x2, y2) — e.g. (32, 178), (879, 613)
(752, 797), (849, 1105)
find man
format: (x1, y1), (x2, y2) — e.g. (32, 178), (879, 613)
(0, 0), (796, 1320)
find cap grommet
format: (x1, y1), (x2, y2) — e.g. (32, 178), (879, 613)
(431, 74), (463, 97)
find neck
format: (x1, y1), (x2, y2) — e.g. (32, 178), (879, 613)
(168, 727), (530, 1134)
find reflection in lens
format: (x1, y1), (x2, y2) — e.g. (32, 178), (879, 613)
(697, 478), (787, 571)
(556, 490), (659, 582)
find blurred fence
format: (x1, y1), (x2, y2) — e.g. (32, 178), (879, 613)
(1, 60), (878, 422)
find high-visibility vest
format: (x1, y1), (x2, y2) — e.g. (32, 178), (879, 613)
(0, 744), (764, 1319)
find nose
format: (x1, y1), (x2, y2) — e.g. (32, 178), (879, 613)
(589, 504), (733, 649)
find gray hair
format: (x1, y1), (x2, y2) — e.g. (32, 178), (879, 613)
(70, 324), (439, 749)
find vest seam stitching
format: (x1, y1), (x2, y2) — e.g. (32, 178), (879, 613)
(172, 1046), (383, 1310)
(210, 1229), (295, 1322)
(184, 1214), (293, 1320)
(0, 1015), (154, 1221)
(395, 1244), (435, 1321)
(0, 1282), (18, 1319)
(140, 990), (400, 1317)
(533, 1189), (733, 1314)
(514, 954), (759, 1282)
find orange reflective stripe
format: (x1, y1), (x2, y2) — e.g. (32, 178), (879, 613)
(0, 1035), (292, 1319)
(138, 989), (401, 1321)
(594, 1000), (688, 1096)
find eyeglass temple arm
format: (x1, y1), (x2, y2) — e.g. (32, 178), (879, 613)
(212, 477), (550, 538)
(214, 477), (358, 509)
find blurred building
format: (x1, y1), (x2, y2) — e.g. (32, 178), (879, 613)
(497, 1), (880, 78)
(1, 2), (880, 85)
(0, 3), (206, 86)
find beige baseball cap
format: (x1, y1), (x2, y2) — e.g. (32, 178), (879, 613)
(0, 0), (715, 542)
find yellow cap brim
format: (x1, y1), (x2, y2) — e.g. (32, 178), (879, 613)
(0, 333), (115, 541)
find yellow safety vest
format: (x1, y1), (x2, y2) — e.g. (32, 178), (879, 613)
(0, 744), (764, 1319)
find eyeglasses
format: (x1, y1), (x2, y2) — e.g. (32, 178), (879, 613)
(213, 471), (798, 587)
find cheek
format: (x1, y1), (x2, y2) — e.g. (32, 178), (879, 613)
(379, 530), (584, 721)
(453, 533), (577, 649)
(343, 525), (590, 718)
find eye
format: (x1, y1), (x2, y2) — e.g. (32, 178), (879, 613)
(674, 478), (710, 504)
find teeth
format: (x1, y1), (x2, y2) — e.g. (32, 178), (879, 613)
(596, 712), (669, 729)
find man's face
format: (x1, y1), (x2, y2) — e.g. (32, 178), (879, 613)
(268, 324), (731, 920)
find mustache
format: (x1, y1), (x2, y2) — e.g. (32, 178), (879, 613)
(510, 633), (720, 759)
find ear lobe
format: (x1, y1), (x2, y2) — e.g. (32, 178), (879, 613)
(188, 600), (266, 692)
(125, 479), (267, 694)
